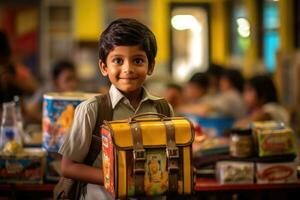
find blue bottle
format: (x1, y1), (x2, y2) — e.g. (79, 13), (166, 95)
(0, 102), (22, 150)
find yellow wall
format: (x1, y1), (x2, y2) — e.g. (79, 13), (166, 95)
(151, 0), (170, 65)
(74, 0), (103, 41)
(211, 0), (229, 65)
(278, 0), (294, 53)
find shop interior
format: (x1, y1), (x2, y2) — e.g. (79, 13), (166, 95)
(0, 0), (300, 199)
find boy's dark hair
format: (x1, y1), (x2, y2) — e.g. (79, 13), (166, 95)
(222, 69), (244, 93)
(52, 60), (76, 80)
(98, 18), (157, 66)
(188, 72), (209, 91)
(247, 74), (278, 103)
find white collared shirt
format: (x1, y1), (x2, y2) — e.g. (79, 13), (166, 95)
(59, 84), (170, 166)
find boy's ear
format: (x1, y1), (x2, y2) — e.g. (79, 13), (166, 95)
(98, 59), (108, 76)
(147, 61), (155, 75)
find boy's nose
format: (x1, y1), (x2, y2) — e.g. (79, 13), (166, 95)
(123, 62), (134, 74)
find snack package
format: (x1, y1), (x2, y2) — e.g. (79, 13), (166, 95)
(216, 161), (254, 184)
(256, 162), (297, 183)
(0, 148), (46, 183)
(42, 92), (96, 181)
(251, 121), (296, 157)
(256, 128), (295, 157)
(251, 121), (285, 131)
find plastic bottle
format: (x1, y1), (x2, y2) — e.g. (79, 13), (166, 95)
(0, 101), (22, 150)
(14, 96), (26, 143)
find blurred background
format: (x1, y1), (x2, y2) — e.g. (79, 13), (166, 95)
(1, 0), (299, 129)
(1, 1), (300, 199)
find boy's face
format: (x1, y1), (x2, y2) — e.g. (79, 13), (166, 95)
(99, 45), (154, 94)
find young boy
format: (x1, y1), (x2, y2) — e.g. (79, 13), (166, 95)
(59, 18), (173, 199)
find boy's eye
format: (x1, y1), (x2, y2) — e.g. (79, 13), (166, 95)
(112, 58), (123, 65)
(133, 58), (144, 65)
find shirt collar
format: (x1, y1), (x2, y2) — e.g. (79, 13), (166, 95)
(109, 85), (162, 109)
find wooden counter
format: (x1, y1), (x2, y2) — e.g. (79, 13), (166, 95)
(194, 178), (300, 200)
(0, 183), (55, 200)
(1, 179), (300, 200)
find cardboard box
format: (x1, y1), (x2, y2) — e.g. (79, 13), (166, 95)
(256, 162), (297, 184)
(0, 148), (46, 184)
(42, 92), (96, 181)
(216, 161), (254, 184)
(256, 128), (295, 157)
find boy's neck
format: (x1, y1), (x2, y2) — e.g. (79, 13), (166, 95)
(122, 88), (143, 109)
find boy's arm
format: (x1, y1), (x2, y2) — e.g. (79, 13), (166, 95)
(61, 155), (103, 185)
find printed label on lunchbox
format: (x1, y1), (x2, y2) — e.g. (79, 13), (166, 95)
(102, 130), (115, 196)
(127, 149), (168, 196)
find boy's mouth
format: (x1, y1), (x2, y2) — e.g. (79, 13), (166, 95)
(119, 77), (138, 80)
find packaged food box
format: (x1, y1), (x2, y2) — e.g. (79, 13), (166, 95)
(256, 162), (297, 183)
(0, 148), (46, 183)
(251, 121), (285, 130)
(43, 92), (97, 152)
(42, 92), (96, 181)
(256, 128), (295, 157)
(251, 121), (285, 151)
(216, 161), (254, 184)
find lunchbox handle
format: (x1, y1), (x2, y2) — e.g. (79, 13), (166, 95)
(128, 112), (167, 123)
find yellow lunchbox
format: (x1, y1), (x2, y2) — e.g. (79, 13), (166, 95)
(101, 113), (195, 199)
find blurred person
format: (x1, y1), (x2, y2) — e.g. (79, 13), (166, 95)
(179, 68), (246, 120)
(163, 83), (184, 112)
(235, 74), (289, 127)
(184, 72), (209, 103)
(26, 60), (79, 123)
(206, 63), (224, 95)
(0, 30), (37, 120)
(0, 31), (37, 102)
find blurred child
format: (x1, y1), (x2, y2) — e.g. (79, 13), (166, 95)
(0, 30), (37, 121)
(235, 74), (289, 127)
(206, 63), (224, 95)
(178, 68), (246, 120)
(26, 60), (79, 123)
(51, 60), (79, 93)
(214, 68), (246, 118)
(163, 83), (183, 113)
(184, 72), (209, 103)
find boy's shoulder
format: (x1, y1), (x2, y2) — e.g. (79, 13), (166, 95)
(77, 94), (106, 111)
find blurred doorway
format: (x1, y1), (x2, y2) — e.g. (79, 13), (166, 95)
(170, 3), (210, 83)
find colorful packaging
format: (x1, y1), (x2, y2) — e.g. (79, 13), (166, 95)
(256, 128), (295, 157)
(256, 162), (297, 183)
(185, 114), (234, 137)
(101, 114), (195, 198)
(251, 121), (285, 130)
(43, 92), (96, 152)
(0, 148), (46, 183)
(42, 92), (96, 180)
(216, 161), (254, 184)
